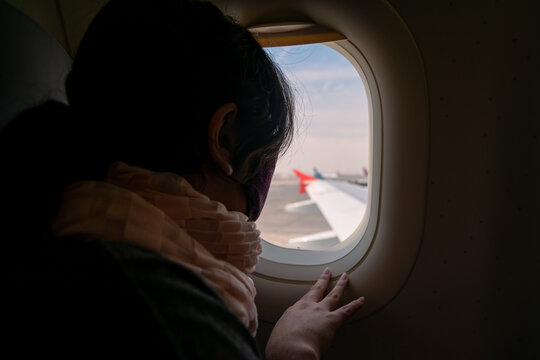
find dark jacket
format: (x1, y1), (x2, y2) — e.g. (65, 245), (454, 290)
(6, 235), (261, 359)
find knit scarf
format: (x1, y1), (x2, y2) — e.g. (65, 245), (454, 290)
(51, 162), (261, 335)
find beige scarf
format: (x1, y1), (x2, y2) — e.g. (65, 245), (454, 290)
(51, 162), (261, 335)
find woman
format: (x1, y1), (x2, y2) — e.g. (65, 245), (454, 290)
(2, 0), (365, 358)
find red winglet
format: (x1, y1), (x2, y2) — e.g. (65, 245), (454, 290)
(293, 169), (316, 194)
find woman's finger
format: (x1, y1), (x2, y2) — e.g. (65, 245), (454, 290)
(335, 296), (366, 319)
(302, 268), (332, 302)
(321, 272), (349, 310)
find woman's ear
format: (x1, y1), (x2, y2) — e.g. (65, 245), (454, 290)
(208, 103), (238, 176)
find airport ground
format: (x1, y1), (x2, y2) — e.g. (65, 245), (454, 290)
(257, 178), (331, 248)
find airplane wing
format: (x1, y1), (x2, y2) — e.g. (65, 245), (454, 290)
(286, 169), (367, 249)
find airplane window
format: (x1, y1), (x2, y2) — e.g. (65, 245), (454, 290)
(258, 43), (370, 251)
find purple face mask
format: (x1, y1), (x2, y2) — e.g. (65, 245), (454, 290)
(243, 159), (276, 221)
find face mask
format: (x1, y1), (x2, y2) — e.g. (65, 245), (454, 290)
(243, 158), (276, 221)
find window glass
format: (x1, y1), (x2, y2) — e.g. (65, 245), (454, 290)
(258, 43), (369, 250)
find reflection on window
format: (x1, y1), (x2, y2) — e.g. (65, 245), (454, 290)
(258, 44), (369, 250)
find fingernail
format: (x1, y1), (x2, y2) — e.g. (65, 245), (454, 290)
(358, 296), (365, 304)
(340, 272), (348, 281)
(323, 267), (331, 275)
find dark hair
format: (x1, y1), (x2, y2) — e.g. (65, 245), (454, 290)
(66, 0), (294, 181)
(0, 0), (294, 257)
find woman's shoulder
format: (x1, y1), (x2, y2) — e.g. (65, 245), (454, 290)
(7, 235), (262, 359)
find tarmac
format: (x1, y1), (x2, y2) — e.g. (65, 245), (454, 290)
(256, 179), (331, 248)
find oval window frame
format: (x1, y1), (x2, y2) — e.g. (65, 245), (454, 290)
(216, 0), (429, 324)
(254, 38), (381, 278)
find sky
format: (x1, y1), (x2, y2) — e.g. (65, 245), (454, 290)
(265, 44), (370, 177)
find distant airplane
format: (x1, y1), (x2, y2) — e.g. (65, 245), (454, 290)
(313, 167), (328, 180)
(285, 169), (367, 249)
(313, 166), (368, 186)
(313, 167), (337, 180)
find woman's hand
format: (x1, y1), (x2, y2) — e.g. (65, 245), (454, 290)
(265, 268), (365, 360)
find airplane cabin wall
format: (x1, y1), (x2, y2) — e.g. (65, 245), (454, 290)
(327, 1), (539, 358)
(212, 0), (538, 357)
(0, 1), (71, 128)
(5, 0), (109, 57)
